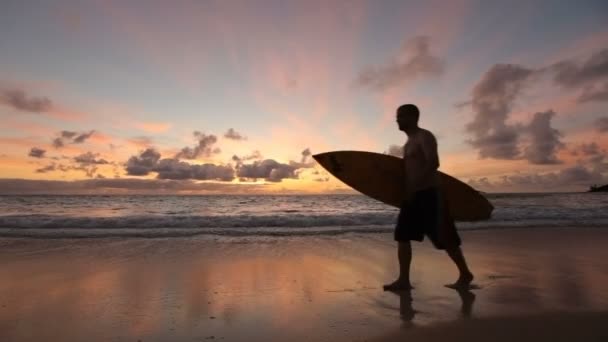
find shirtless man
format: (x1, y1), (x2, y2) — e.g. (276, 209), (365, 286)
(384, 104), (474, 291)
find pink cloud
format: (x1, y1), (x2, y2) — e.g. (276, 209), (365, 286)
(134, 121), (172, 133)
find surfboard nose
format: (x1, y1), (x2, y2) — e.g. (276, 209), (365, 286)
(313, 153), (343, 173)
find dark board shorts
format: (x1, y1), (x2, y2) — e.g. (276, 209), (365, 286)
(394, 187), (462, 250)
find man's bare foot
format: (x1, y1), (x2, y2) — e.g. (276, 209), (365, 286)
(383, 279), (413, 291)
(445, 272), (474, 289)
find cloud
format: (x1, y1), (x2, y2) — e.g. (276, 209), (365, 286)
(125, 148), (234, 181)
(127, 136), (155, 148)
(384, 144), (403, 157)
(232, 150), (263, 164)
(32, 152), (109, 178)
(301, 148), (312, 160)
(522, 110), (564, 164)
(175, 131), (221, 159)
(0, 178), (265, 195)
(569, 142), (608, 174)
(570, 142), (601, 157)
(28, 147), (46, 158)
(153, 158), (234, 181)
(467, 164), (608, 192)
(551, 48), (608, 103)
(52, 138), (64, 148)
(125, 148), (162, 176)
(551, 49), (608, 87)
(35, 162), (70, 174)
(35, 164), (56, 173)
(52, 130), (96, 148)
(73, 152), (109, 165)
(0, 88), (53, 113)
(72, 165), (99, 178)
(578, 83), (608, 103)
(134, 121), (171, 133)
(356, 36), (444, 91)
(61, 131), (78, 139)
(73, 130), (95, 143)
(224, 128), (247, 141)
(465, 64), (535, 159)
(288, 148), (316, 169)
(237, 159), (298, 182)
(595, 117), (608, 133)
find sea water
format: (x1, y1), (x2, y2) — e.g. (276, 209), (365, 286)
(1, 193), (607, 238)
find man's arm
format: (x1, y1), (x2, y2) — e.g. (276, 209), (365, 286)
(403, 132), (439, 202)
(420, 132), (440, 174)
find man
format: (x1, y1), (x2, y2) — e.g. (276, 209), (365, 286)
(384, 104), (474, 291)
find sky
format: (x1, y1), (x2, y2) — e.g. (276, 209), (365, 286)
(1, 0), (607, 194)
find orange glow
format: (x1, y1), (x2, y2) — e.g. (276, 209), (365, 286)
(134, 121), (172, 133)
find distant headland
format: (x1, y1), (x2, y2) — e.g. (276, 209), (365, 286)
(588, 184), (608, 192)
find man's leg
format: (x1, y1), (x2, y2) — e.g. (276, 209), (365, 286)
(384, 241), (413, 290)
(445, 246), (473, 287)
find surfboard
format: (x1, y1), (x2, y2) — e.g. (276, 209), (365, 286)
(313, 151), (493, 221)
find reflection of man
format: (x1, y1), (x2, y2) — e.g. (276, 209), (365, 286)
(384, 104), (474, 291)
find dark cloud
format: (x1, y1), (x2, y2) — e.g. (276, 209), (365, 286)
(35, 162), (70, 174)
(73, 130), (95, 143)
(465, 64), (535, 159)
(125, 148), (162, 176)
(595, 117), (608, 133)
(232, 150), (263, 165)
(61, 131), (77, 139)
(72, 165), (99, 178)
(570, 142), (608, 174)
(224, 128), (247, 141)
(578, 82), (608, 103)
(237, 159), (298, 182)
(468, 165), (607, 192)
(384, 144), (404, 157)
(551, 49), (608, 103)
(288, 148), (316, 169)
(35, 164), (56, 173)
(125, 148), (234, 181)
(28, 147), (46, 158)
(463, 49), (608, 161)
(551, 49), (608, 88)
(52, 137), (64, 148)
(74, 152), (109, 165)
(356, 36), (444, 91)
(0, 178), (265, 195)
(570, 142), (601, 157)
(127, 147), (316, 183)
(175, 131), (220, 159)
(153, 158), (235, 181)
(522, 110), (564, 164)
(301, 148), (312, 160)
(52, 130), (95, 148)
(0, 88), (53, 113)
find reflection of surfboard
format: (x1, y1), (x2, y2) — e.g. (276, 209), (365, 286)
(313, 151), (493, 221)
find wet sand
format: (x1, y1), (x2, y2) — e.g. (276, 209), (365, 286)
(1, 228), (607, 341)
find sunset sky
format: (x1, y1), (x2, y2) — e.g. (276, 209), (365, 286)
(1, 0), (607, 194)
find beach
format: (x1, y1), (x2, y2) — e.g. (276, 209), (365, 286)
(1, 228), (607, 341)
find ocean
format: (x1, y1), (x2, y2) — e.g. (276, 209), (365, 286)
(0, 193), (607, 238)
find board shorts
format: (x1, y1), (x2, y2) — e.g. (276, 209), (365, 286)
(394, 187), (462, 250)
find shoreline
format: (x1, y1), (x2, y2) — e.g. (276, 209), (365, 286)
(1, 224), (608, 240)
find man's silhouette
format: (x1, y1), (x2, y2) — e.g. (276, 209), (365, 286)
(384, 104), (473, 291)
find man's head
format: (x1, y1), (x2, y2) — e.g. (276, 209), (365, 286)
(396, 104), (419, 131)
